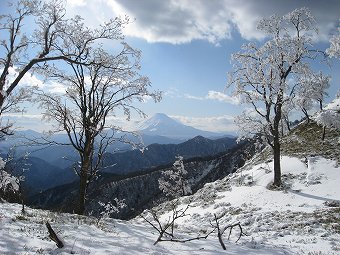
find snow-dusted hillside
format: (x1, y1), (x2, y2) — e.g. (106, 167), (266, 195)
(170, 155), (340, 254)
(0, 154), (339, 254)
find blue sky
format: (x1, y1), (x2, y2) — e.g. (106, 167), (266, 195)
(2, 0), (340, 133)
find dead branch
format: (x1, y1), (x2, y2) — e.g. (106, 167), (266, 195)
(142, 202), (215, 245)
(213, 214), (226, 250)
(212, 214), (248, 250)
(46, 221), (64, 248)
(222, 221), (247, 243)
(154, 229), (215, 244)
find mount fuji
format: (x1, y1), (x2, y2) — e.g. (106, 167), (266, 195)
(138, 113), (229, 140)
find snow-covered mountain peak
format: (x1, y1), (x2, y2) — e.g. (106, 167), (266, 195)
(137, 113), (225, 139)
(138, 113), (181, 130)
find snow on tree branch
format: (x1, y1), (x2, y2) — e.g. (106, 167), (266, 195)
(158, 156), (191, 198)
(0, 157), (19, 193)
(326, 20), (340, 59)
(314, 95), (340, 130)
(227, 7), (327, 187)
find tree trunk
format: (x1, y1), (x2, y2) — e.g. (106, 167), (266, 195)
(319, 100), (323, 111)
(322, 126), (326, 141)
(76, 156), (91, 215)
(302, 108), (310, 123)
(272, 134), (282, 187)
(0, 94), (4, 112)
(284, 116), (291, 132)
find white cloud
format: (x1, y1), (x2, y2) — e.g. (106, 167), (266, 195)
(4, 67), (66, 93)
(2, 114), (52, 132)
(164, 87), (182, 99)
(105, 115), (141, 131)
(171, 114), (236, 133)
(67, 0), (87, 7)
(46, 81), (67, 94)
(86, 0), (340, 44)
(103, 0), (233, 44)
(3, 67), (43, 89)
(183, 94), (204, 100)
(183, 90), (240, 105)
(4, 113), (141, 133)
(206, 91), (240, 105)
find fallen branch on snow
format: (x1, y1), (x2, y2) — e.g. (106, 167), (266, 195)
(46, 221), (64, 248)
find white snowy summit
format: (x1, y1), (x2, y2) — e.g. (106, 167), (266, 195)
(138, 113), (224, 139)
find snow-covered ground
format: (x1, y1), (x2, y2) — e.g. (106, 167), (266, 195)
(0, 156), (339, 254)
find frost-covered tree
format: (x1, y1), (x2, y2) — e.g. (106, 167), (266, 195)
(295, 71), (330, 121)
(314, 20), (340, 132)
(38, 39), (161, 215)
(0, 0), (131, 137)
(326, 20), (340, 59)
(314, 94), (340, 131)
(159, 156), (191, 197)
(228, 8), (326, 186)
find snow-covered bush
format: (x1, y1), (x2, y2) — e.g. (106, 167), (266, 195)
(97, 198), (126, 222)
(314, 96), (340, 130)
(158, 156), (191, 197)
(0, 157), (20, 200)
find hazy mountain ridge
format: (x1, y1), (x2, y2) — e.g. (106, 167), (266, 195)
(3, 134), (236, 199)
(102, 135), (237, 174)
(1, 113), (232, 169)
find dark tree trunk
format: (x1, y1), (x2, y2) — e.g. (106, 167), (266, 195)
(76, 165), (88, 215)
(284, 116), (291, 132)
(272, 134), (281, 187)
(19, 184), (25, 215)
(272, 99), (282, 187)
(322, 126), (326, 141)
(76, 140), (93, 215)
(319, 100), (323, 111)
(0, 94), (4, 110)
(302, 108), (310, 123)
(76, 130), (94, 215)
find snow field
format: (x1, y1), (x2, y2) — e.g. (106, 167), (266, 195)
(0, 156), (339, 254)
(153, 156), (340, 254)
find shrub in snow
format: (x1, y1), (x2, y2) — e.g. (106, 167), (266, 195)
(323, 200), (340, 207)
(314, 96), (340, 130)
(141, 203), (216, 246)
(97, 198), (126, 223)
(158, 156), (191, 198)
(0, 157), (19, 195)
(0, 170), (19, 192)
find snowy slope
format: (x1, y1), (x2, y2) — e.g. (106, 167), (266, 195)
(156, 155), (340, 254)
(0, 155), (339, 254)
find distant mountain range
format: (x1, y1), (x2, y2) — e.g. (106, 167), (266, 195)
(1, 113), (234, 163)
(3, 135), (237, 198)
(102, 135), (237, 174)
(29, 139), (254, 219)
(1, 113), (237, 198)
